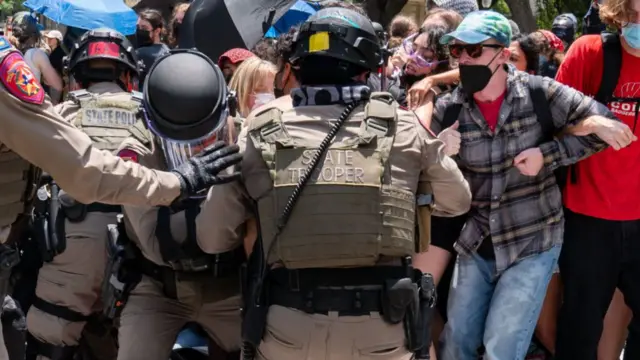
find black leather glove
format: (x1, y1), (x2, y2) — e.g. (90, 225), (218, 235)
(172, 141), (242, 200)
(2, 296), (26, 331)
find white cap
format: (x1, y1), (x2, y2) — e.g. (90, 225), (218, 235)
(44, 29), (63, 42)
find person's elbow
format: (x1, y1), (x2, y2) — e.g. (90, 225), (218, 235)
(434, 180), (472, 217)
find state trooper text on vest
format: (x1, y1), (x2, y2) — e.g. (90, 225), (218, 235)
(284, 149), (372, 184)
(82, 107), (137, 128)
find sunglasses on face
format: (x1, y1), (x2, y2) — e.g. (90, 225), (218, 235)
(448, 44), (503, 59)
(401, 34), (442, 69)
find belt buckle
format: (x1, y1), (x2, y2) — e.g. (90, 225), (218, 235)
(288, 270), (300, 292)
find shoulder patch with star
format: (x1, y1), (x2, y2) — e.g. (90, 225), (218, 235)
(0, 51), (45, 105)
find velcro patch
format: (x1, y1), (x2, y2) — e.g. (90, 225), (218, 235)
(81, 107), (137, 128)
(0, 51), (44, 105)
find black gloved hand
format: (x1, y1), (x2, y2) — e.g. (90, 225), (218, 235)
(172, 141), (242, 200)
(2, 296), (26, 331)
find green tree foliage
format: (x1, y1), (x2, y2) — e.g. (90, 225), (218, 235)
(494, 0), (591, 31)
(0, 0), (28, 17)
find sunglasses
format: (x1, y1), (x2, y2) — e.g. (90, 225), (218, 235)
(448, 44), (503, 59)
(401, 33), (444, 69)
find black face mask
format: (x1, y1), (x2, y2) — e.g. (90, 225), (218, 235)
(136, 28), (153, 47)
(172, 22), (181, 41)
(459, 49), (502, 96)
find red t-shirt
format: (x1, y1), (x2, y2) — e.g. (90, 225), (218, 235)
(555, 35), (640, 220)
(475, 91), (506, 132)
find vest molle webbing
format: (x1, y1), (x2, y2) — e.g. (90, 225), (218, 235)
(249, 93), (417, 269)
(70, 90), (143, 152)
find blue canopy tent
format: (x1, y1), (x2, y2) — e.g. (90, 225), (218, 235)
(22, 0), (138, 35)
(264, 0), (316, 38)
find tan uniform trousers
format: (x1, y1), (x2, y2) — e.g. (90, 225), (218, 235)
(256, 305), (413, 360)
(117, 275), (242, 360)
(26, 212), (118, 360)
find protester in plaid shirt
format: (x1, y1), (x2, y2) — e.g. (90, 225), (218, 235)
(427, 11), (636, 360)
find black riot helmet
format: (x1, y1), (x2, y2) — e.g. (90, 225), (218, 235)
(11, 11), (42, 40)
(552, 14), (577, 47)
(290, 7), (382, 83)
(64, 28), (140, 89)
(143, 48), (237, 170)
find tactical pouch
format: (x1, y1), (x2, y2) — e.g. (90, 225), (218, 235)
(381, 278), (416, 324)
(381, 277), (421, 351)
(102, 218), (141, 320)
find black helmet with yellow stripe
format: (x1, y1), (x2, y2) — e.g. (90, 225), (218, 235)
(290, 7), (382, 73)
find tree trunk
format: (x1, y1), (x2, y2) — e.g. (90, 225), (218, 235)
(504, 0), (537, 33)
(355, 0), (409, 28)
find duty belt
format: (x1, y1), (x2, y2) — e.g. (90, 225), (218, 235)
(267, 267), (422, 316)
(135, 246), (245, 299)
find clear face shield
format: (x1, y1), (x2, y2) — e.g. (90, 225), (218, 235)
(143, 105), (230, 171)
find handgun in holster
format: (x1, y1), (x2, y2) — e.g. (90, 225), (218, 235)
(32, 180), (65, 263)
(102, 215), (141, 320)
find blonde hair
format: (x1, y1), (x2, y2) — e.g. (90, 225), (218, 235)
(229, 57), (277, 118)
(168, 2), (191, 48)
(600, 0), (635, 27)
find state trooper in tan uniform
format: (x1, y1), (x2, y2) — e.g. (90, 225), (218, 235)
(0, 35), (242, 360)
(110, 49), (243, 360)
(199, 8), (472, 360)
(25, 28), (146, 360)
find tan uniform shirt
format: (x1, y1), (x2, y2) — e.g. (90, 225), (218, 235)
(0, 55), (181, 206)
(197, 102), (472, 254)
(119, 137), (214, 267)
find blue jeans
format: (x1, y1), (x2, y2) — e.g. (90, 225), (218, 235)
(440, 245), (561, 360)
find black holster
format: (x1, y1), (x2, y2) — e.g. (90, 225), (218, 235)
(32, 183), (66, 263)
(102, 216), (141, 320)
(380, 260), (436, 358)
(240, 242), (269, 360)
(414, 273), (437, 359)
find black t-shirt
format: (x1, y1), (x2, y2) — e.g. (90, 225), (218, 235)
(136, 44), (170, 86)
(49, 46), (65, 76)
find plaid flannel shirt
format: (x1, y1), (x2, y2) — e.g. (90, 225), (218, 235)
(431, 67), (617, 274)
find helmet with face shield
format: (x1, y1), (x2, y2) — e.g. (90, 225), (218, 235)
(143, 48), (237, 173)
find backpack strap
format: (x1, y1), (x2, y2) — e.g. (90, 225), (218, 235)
(595, 32), (622, 104)
(441, 103), (462, 131)
(528, 74), (576, 186)
(528, 75), (554, 140)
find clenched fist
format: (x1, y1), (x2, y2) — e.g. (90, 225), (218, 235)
(514, 147), (544, 176)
